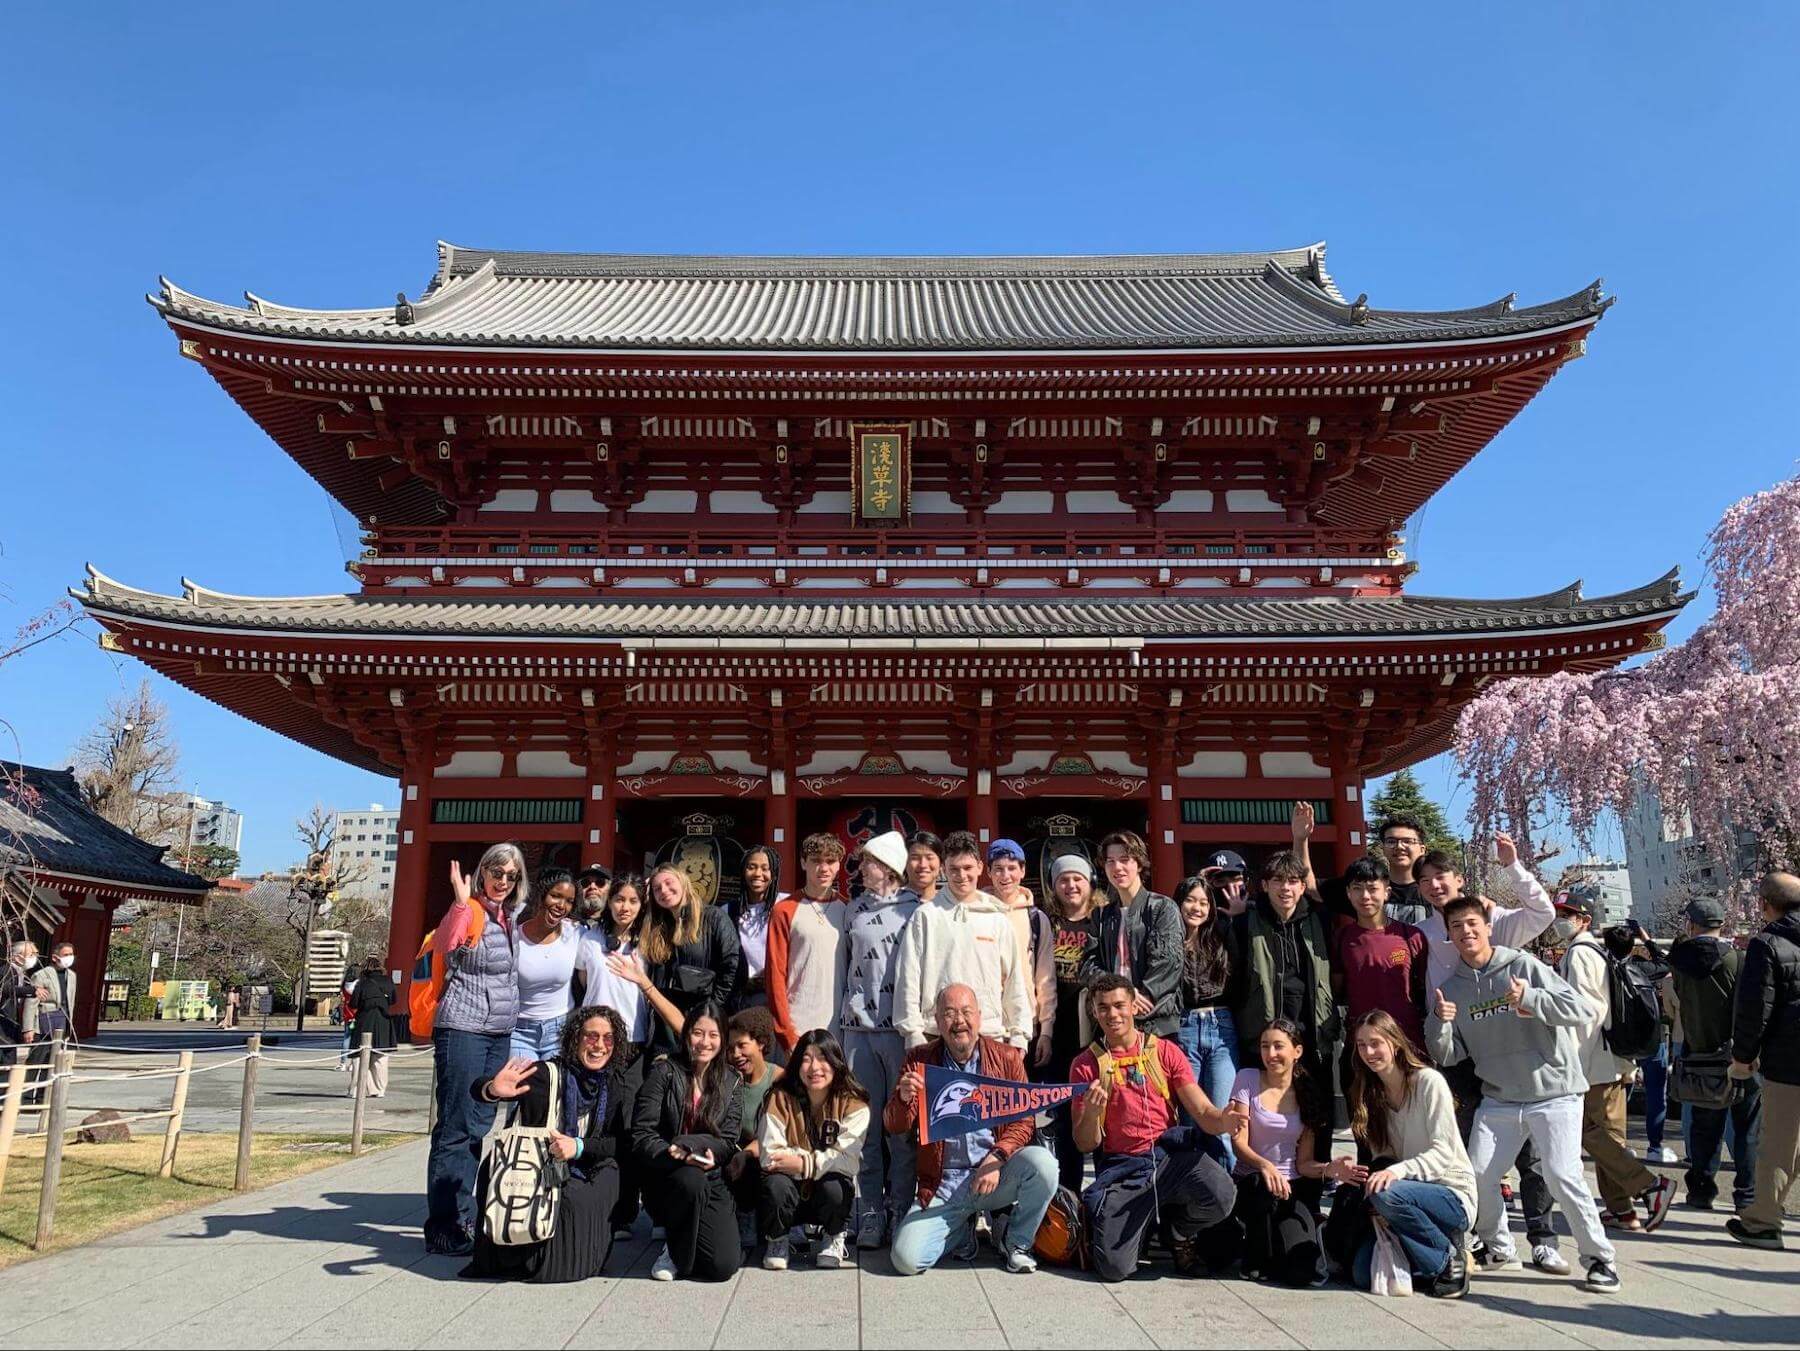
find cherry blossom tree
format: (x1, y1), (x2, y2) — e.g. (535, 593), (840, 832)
(1454, 470), (1799, 896)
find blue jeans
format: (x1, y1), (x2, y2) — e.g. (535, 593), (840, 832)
(509, 1013), (566, 1061)
(425, 1027), (510, 1245)
(1175, 1006), (1238, 1171)
(1353, 1180), (1468, 1286)
(1682, 1053), (1762, 1211)
(890, 1146), (1059, 1274)
(1638, 1041), (1670, 1150)
(843, 1028), (915, 1224)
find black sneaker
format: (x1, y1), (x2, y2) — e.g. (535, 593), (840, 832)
(1426, 1242), (1470, 1300)
(425, 1228), (474, 1257)
(1725, 1218), (1784, 1251)
(1584, 1260), (1621, 1293)
(1683, 1192), (1717, 1212)
(1640, 1177), (1676, 1233)
(1169, 1234), (1205, 1277)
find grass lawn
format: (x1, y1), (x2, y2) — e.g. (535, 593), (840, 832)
(0, 1130), (415, 1267)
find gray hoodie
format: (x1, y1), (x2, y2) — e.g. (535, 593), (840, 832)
(841, 885), (921, 1032)
(1427, 945), (1596, 1105)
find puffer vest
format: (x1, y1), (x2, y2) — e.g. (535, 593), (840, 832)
(436, 909), (519, 1036)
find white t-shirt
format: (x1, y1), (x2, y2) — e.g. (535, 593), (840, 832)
(577, 927), (651, 1045)
(739, 900), (773, 982)
(513, 920), (580, 1020)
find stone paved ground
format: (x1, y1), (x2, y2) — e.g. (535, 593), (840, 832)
(1, 1139), (1794, 1350)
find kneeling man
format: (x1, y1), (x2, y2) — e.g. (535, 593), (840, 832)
(886, 983), (1059, 1274)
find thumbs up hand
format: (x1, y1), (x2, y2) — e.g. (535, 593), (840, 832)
(1433, 989), (1457, 1023)
(1508, 976), (1533, 1018)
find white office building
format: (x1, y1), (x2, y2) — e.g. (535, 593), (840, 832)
(159, 794), (245, 857)
(1623, 780), (1757, 933)
(1559, 859), (1633, 929)
(329, 805), (400, 901)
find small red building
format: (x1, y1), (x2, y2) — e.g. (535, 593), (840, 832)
(77, 243), (1689, 978)
(0, 763), (211, 1037)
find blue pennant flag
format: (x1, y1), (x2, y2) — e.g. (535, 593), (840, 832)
(920, 1063), (1091, 1143)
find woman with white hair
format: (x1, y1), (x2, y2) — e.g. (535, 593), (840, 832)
(425, 842), (528, 1255)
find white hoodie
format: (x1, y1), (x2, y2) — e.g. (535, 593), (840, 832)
(893, 889), (1034, 1049)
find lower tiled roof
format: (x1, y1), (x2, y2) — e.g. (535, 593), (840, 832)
(0, 763), (213, 896)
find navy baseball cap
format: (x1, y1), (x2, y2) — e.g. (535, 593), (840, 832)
(986, 838), (1026, 863)
(1202, 850), (1247, 876)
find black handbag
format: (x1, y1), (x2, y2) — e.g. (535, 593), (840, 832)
(1671, 1049), (1737, 1110)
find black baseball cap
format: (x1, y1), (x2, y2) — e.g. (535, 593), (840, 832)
(1202, 850), (1247, 876)
(576, 864), (612, 887)
(1556, 884), (1602, 922)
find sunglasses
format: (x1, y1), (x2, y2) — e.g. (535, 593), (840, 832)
(484, 866), (521, 881)
(579, 1030), (614, 1047)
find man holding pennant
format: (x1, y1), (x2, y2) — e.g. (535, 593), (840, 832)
(885, 984), (1061, 1275)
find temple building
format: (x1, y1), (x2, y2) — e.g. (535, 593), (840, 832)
(76, 243), (1690, 977)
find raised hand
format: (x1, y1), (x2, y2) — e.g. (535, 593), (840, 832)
(1508, 976), (1533, 1018)
(1433, 989), (1458, 1023)
(450, 859), (473, 907)
(1494, 833), (1518, 870)
(489, 1056), (538, 1100)
(1291, 800), (1316, 843)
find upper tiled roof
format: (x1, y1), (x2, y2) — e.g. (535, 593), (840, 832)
(151, 242), (1609, 353)
(77, 568), (1687, 643)
(0, 762), (213, 896)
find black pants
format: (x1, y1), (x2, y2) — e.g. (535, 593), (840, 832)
(1231, 1171), (1326, 1286)
(1082, 1144), (1236, 1284)
(643, 1163), (742, 1282)
(1041, 1044), (1086, 1193)
(609, 1052), (648, 1233)
(1446, 1058), (1553, 1243)
(759, 1172), (854, 1239)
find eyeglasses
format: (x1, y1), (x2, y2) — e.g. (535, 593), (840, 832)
(1381, 837), (1422, 849)
(579, 1031), (614, 1047)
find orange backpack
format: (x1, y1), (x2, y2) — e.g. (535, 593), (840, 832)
(407, 905), (487, 1039)
(1032, 1184), (1088, 1268)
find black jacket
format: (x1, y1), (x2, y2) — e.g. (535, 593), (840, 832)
(1083, 888), (1184, 1036)
(349, 973), (397, 1051)
(631, 1054), (743, 1169)
(1226, 897), (1341, 1059)
(473, 1056), (631, 1179)
(1732, 911), (1800, 1085)
(646, 904), (742, 1054)
(1669, 935), (1741, 1056)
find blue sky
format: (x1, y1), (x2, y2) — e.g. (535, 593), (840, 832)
(2, 4), (1795, 873)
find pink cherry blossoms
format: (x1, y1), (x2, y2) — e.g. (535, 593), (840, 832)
(1454, 469), (1800, 884)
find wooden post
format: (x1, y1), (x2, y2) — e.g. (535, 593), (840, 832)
(158, 1050), (194, 1179)
(350, 1032), (372, 1157)
(234, 1034), (260, 1191)
(0, 1060), (28, 1192)
(32, 1046), (72, 1250)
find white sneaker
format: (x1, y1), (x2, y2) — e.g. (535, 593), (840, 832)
(1005, 1247), (1039, 1274)
(1530, 1243), (1571, 1276)
(816, 1231), (849, 1268)
(1651, 1146), (1678, 1165)
(762, 1236), (790, 1271)
(651, 1246), (677, 1281)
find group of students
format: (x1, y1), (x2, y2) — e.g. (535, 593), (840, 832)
(418, 815), (1800, 1295)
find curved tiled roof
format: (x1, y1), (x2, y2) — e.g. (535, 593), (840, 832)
(77, 567), (1688, 643)
(150, 242), (1608, 353)
(0, 762), (212, 896)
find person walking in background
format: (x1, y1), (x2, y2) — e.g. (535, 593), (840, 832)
(731, 845), (780, 1011)
(755, 1029), (869, 1271)
(839, 829), (921, 1250)
(424, 845), (526, 1255)
(1727, 872), (1800, 1251)
(1, 941), (38, 1070)
(22, 941), (77, 1106)
(633, 1006), (744, 1282)
(346, 956), (396, 1098)
(511, 866), (582, 1061)
(1173, 874), (1238, 1171)
(766, 832), (849, 1053)
(1668, 898), (1760, 1214)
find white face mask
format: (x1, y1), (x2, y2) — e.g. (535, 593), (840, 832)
(16, 955), (35, 970)
(1549, 916), (1582, 945)
(55, 955), (74, 971)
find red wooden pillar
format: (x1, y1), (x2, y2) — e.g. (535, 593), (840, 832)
(1148, 746), (1182, 891)
(1331, 763), (1367, 875)
(582, 732), (618, 869)
(763, 777), (797, 894)
(385, 751), (434, 982)
(966, 767), (999, 848)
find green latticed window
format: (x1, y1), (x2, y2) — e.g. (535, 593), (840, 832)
(432, 799), (582, 826)
(1181, 798), (1332, 826)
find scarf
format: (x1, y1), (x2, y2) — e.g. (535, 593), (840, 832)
(558, 1055), (608, 1158)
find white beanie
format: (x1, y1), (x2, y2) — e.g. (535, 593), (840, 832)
(1051, 854), (1093, 882)
(860, 830), (909, 880)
